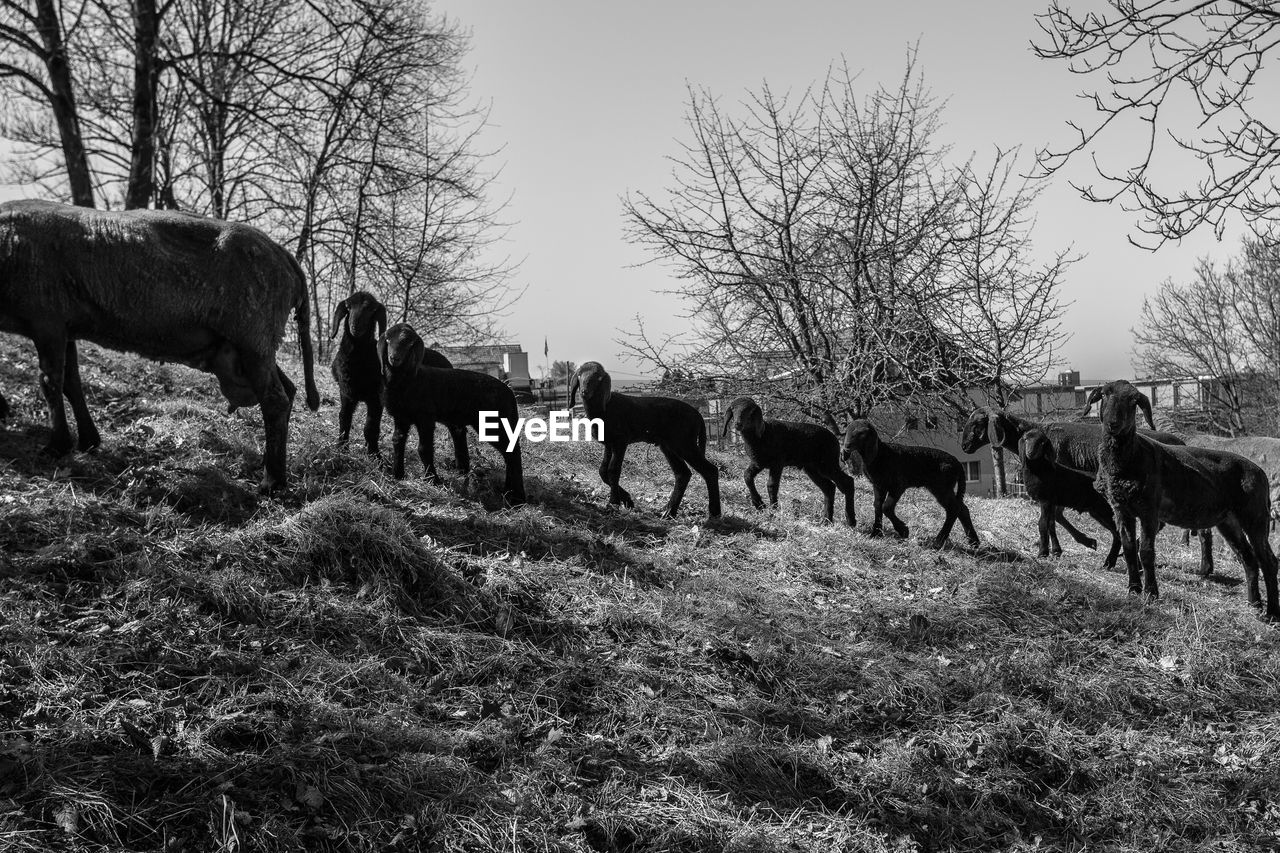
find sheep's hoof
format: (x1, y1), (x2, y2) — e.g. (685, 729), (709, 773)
(1080, 537), (1098, 551)
(257, 477), (284, 496)
(751, 502), (766, 512)
(77, 429), (101, 452)
(39, 438), (73, 458)
(1260, 610), (1280, 624)
(867, 528), (884, 539)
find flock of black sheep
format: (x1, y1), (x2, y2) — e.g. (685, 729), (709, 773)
(2, 200), (1278, 622)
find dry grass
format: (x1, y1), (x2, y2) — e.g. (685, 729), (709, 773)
(2, 338), (1280, 851)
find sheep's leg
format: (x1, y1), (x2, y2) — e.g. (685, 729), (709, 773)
(337, 395), (357, 447)
(881, 489), (910, 539)
(497, 438), (526, 506)
(657, 444), (693, 518)
(743, 463), (766, 510)
(1053, 507), (1097, 550)
(390, 417), (411, 480)
(1197, 528), (1214, 578)
(766, 465), (783, 509)
(868, 486), (886, 537)
(929, 486), (960, 548)
(802, 466), (837, 523)
(242, 351), (291, 494)
(1087, 506), (1121, 569)
(605, 443), (634, 509)
(598, 446), (613, 486)
(62, 340), (100, 451)
(684, 449), (721, 519)
(1116, 511), (1141, 595)
(954, 498), (981, 548)
(1216, 517), (1259, 605)
(363, 396), (383, 458)
(416, 419), (440, 483)
(1250, 524), (1280, 621)
(1138, 514), (1160, 600)
(1047, 509), (1063, 556)
(824, 465), (857, 526)
(31, 328), (73, 456)
(1036, 503), (1053, 557)
(0, 392), (8, 420)
(447, 425), (470, 473)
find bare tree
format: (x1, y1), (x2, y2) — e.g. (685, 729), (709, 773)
(0, 0), (519, 358)
(624, 56), (1072, 435)
(1035, 1), (1280, 245)
(0, 0), (96, 206)
(946, 149), (1075, 493)
(1133, 237), (1280, 434)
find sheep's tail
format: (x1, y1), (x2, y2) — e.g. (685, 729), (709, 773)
(696, 417), (707, 455)
(287, 253), (321, 412)
(955, 466), (967, 499)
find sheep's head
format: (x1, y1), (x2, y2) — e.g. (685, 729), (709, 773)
(331, 291), (387, 341)
(841, 418), (880, 469)
(960, 409), (991, 454)
(378, 323), (426, 378)
(1018, 429), (1055, 467)
(1081, 380), (1154, 438)
(567, 362), (611, 416)
(722, 397), (765, 439)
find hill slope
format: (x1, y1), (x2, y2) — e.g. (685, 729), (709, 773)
(1, 337), (1279, 852)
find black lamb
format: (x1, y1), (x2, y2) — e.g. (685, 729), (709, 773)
(379, 323), (525, 505)
(1018, 428), (1121, 568)
(330, 291), (469, 469)
(721, 397), (855, 524)
(567, 361), (720, 519)
(842, 418), (980, 548)
(1085, 380), (1278, 619)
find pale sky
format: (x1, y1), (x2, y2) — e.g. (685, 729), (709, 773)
(0, 1), (1245, 384)
(429, 0), (1243, 382)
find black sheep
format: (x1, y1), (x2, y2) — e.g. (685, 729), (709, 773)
(329, 291), (468, 469)
(721, 397), (855, 524)
(379, 323), (525, 505)
(1085, 380), (1278, 618)
(842, 418), (981, 548)
(959, 408), (1211, 570)
(1018, 428), (1121, 568)
(567, 361), (720, 519)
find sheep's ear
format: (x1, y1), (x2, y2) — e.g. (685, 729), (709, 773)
(330, 299), (349, 339)
(566, 369), (580, 410)
(1081, 387), (1103, 417)
(1137, 391), (1155, 430)
(408, 337), (426, 374)
(862, 427), (881, 463)
(377, 335), (390, 377)
(720, 404), (736, 438)
(374, 303), (387, 340)
(745, 405), (764, 436)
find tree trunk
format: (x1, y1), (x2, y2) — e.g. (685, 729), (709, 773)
(125, 0), (160, 210)
(993, 445), (1007, 497)
(32, 0), (94, 207)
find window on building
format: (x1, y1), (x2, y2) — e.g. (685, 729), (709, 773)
(905, 414), (920, 431)
(963, 460), (981, 482)
(924, 413), (939, 430)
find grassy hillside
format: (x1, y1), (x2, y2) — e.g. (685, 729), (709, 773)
(1, 337), (1279, 852)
